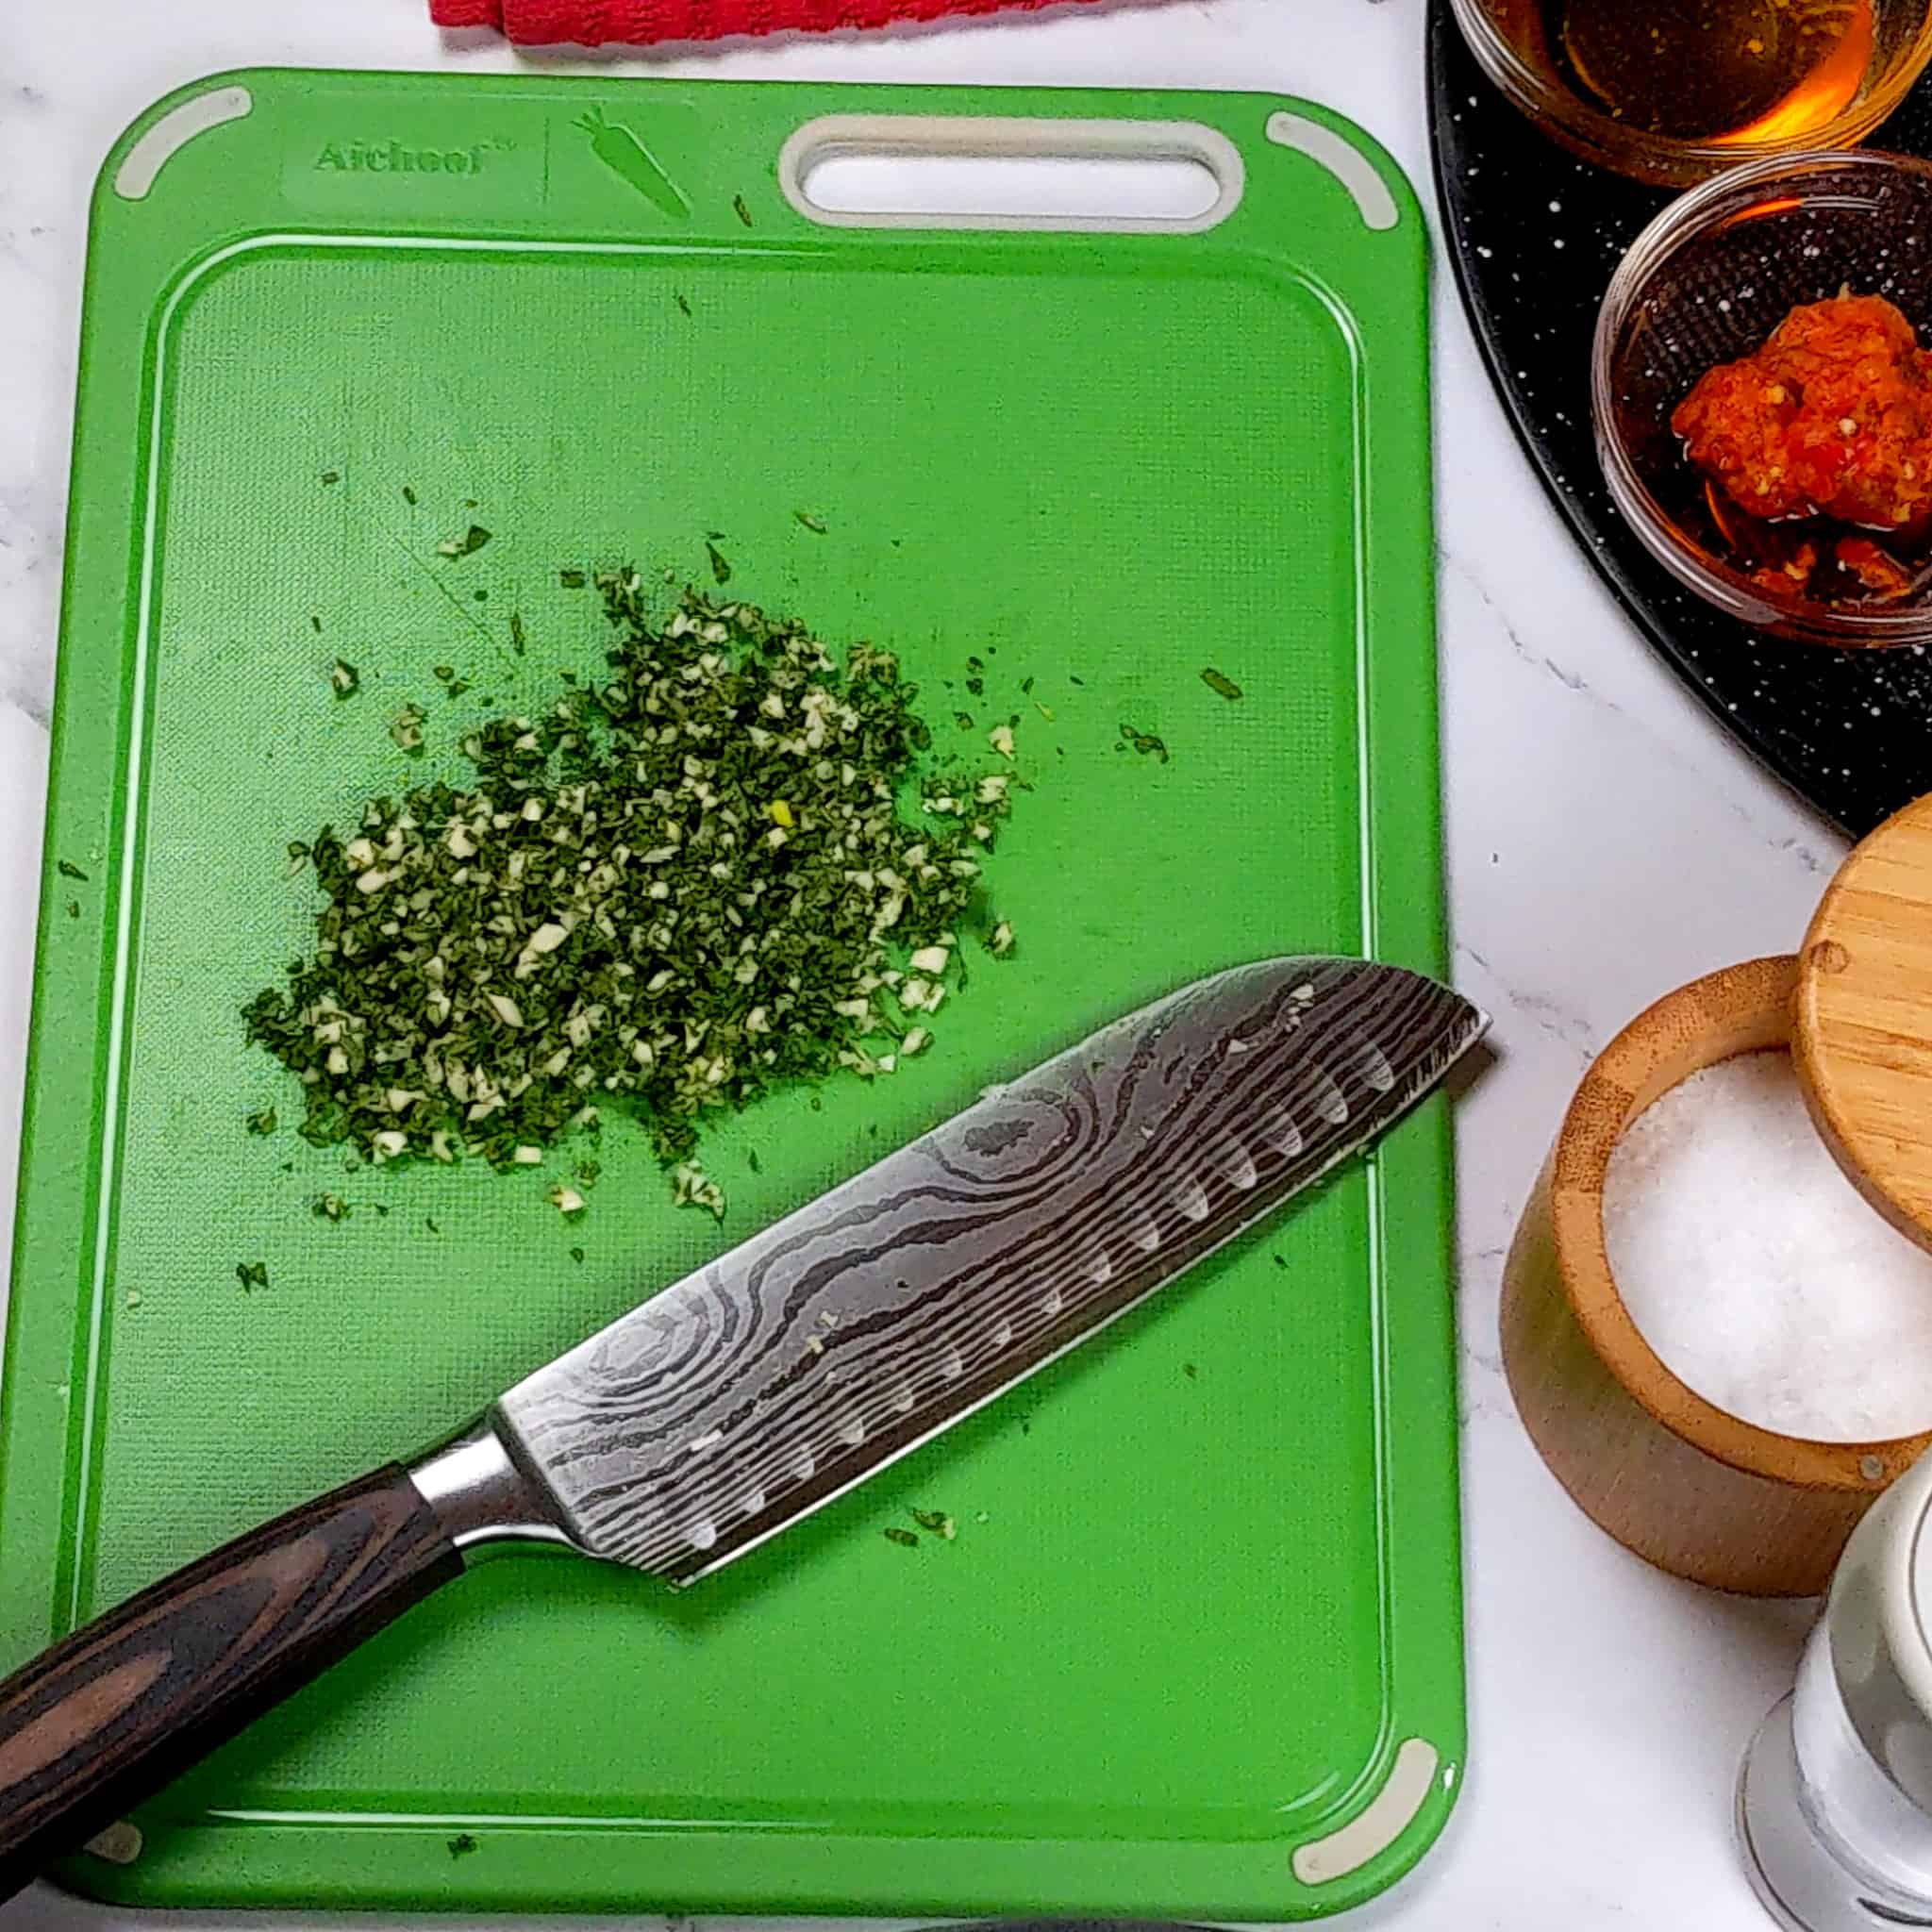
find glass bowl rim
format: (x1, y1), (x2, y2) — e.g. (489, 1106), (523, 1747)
(1591, 148), (1932, 648)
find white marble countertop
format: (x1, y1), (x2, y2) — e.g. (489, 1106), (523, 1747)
(0, 1), (1856, 1926)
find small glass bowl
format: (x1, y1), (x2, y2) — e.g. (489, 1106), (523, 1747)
(1449, 0), (1932, 189)
(1593, 150), (1932, 650)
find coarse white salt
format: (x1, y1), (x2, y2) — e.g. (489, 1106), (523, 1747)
(1602, 1050), (1932, 1442)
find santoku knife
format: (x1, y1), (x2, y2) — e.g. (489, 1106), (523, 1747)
(0, 955), (1484, 1898)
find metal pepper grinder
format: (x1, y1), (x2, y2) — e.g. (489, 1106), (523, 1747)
(1741, 1447), (1932, 1928)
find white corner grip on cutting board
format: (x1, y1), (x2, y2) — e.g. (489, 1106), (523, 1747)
(113, 85), (253, 201)
(1265, 111), (1401, 232)
(1291, 1738), (1441, 1886)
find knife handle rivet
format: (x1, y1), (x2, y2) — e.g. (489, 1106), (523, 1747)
(687, 1517), (719, 1552)
(940, 1344), (965, 1379)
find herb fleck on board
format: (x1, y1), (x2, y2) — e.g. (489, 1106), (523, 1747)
(1118, 723), (1170, 763)
(1200, 667), (1244, 701)
(437, 525), (492, 559)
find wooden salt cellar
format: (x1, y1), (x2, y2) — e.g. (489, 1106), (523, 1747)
(1503, 944), (1932, 1597)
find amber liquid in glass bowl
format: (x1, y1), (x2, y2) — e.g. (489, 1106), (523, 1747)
(1457, 0), (1932, 182)
(1536, 0), (1875, 142)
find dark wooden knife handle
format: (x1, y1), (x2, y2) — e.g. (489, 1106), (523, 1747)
(0, 1464), (460, 1900)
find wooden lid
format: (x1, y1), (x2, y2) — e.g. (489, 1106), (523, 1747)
(1796, 791), (1932, 1255)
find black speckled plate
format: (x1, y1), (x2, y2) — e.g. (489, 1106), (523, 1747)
(1429, 3), (1932, 835)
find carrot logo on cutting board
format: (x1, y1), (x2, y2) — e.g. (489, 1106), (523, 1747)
(576, 108), (690, 220)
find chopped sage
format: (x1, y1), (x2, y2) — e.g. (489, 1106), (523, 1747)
(909, 1507), (956, 1540)
(403, 485), (418, 506)
(321, 470), (341, 486)
(733, 193), (753, 227)
(447, 1834), (477, 1859)
(1201, 667), (1243, 702)
(331, 659), (360, 700)
(559, 569), (587, 589)
(883, 1526), (919, 1549)
(236, 1259), (269, 1292)
(1118, 723), (1169, 763)
(793, 511), (827, 535)
(437, 525), (492, 559)
(705, 541), (732, 586)
(243, 577), (1021, 1188)
(245, 1107), (278, 1136)
(312, 1192), (351, 1222)
(57, 859), (88, 881)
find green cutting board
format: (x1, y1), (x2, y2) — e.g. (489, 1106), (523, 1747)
(1, 71), (1457, 1919)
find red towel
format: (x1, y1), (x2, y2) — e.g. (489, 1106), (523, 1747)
(433, 0), (1104, 42)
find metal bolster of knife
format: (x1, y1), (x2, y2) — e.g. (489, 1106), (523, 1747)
(407, 1410), (579, 1562)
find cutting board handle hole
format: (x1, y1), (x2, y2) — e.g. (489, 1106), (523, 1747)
(779, 116), (1244, 234)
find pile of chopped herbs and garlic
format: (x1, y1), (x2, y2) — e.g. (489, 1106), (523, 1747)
(242, 574), (1021, 1210)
